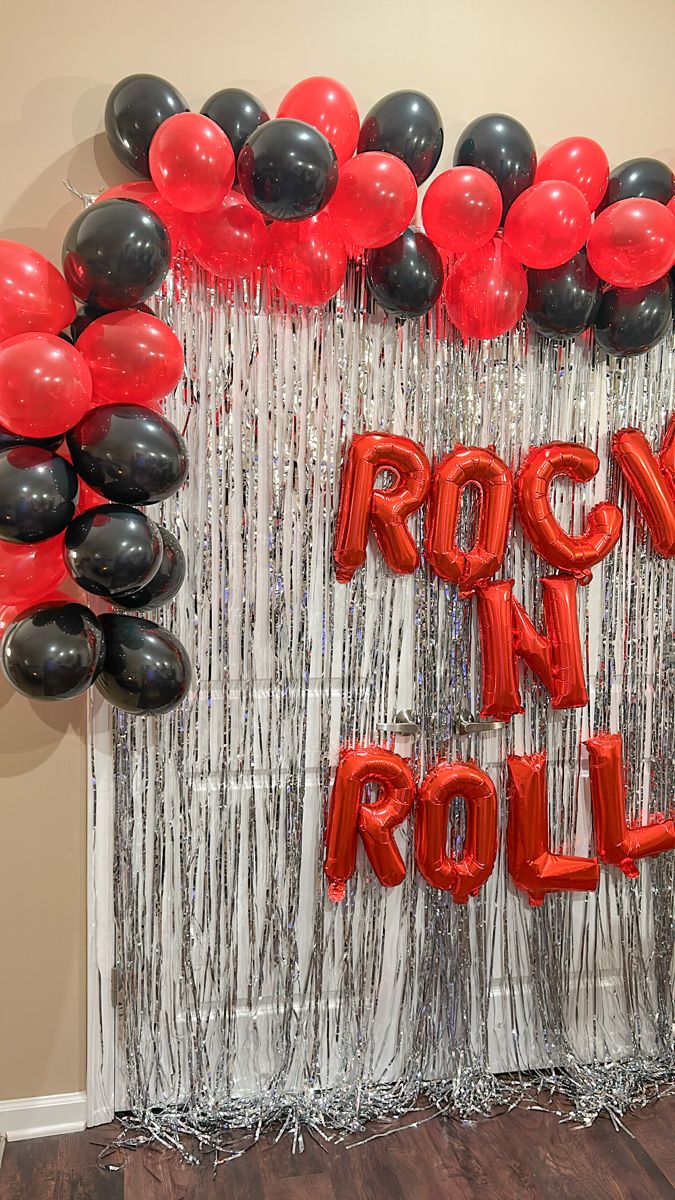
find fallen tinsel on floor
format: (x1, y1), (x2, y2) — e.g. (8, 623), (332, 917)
(97, 1056), (675, 1170)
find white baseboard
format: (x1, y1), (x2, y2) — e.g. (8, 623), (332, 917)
(0, 1092), (86, 1142)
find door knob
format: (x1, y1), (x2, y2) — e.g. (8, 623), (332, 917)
(455, 707), (505, 736)
(377, 708), (421, 736)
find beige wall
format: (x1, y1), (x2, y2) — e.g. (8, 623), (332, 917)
(1, 0), (674, 1103)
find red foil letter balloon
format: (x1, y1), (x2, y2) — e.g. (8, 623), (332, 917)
(507, 752), (599, 906)
(515, 442), (622, 583)
(424, 445), (513, 592)
(476, 576), (588, 721)
(585, 732), (675, 878)
(334, 433), (431, 582)
(612, 420), (675, 557)
(415, 760), (498, 903)
(324, 746), (415, 901)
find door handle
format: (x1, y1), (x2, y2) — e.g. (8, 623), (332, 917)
(377, 708), (421, 736)
(377, 708), (504, 738)
(455, 707), (505, 736)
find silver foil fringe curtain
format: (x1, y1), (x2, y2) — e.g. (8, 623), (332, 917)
(97, 259), (674, 1158)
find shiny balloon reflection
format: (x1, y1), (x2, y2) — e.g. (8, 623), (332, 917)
(105, 73), (189, 178)
(62, 200), (171, 311)
(358, 90), (443, 184)
(64, 503), (163, 597)
(96, 613), (191, 715)
(454, 113), (537, 217)
(238, 118), (338, 221)
(67, 403), (188, 505)
(0, 447), (78, 542)
(2, 601), (105, 700)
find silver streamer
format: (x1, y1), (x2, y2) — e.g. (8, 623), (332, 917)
(97, 260), (674, 1163)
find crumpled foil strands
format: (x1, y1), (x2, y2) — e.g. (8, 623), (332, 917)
(99, 260), (674, 1165)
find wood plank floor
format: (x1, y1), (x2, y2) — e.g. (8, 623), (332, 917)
(1, 1095), (674, 1199)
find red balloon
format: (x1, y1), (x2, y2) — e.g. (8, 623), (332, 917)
(585, 732), (675, 878)
(422, 167), (502, 255)
(266, 212), (347, 306)
(669, 197), (675, 218)
(334, 432), (431, 582)
(503, 181), (591, 269)
(612, 422), (675, 557)
(445, 237), (527, 339)
(97, 182), (186, 257)
(76, 310), (183, 407)
(507, 751), (599, 906)
(324, 745), (415, 901)
(149, 113), (235, 214)
(515, 442), (623, 582)
(327, 152), (417, 250)
(0, 534), (67, 604)
(0, 240), (75, 344)
(476, 576), (588, 722)
(415, 759), (498, 903)
(277, 76), (359, 167)
(0, 334), (92, 438)
(586, 198), (675, 287)
(535, 137), (609, 213)
(424, 445), (513, 590)
(184, 191), (267, 278)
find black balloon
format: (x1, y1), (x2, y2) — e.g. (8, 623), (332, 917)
(64, 504), (163, 598)
(526, 251), (601, 338)
(238, 118), (338, 221)
(600, 158), (675, 210)
(62, 199), (171, 311)
(96, 613), (191, 715)
(2, 602), (105, 700)
(453, 113), (536, 217)
(113, 526), (186, 610)
(358, 90), (443, 185)
(67, 404), (188, 505)
(0, 424), (63, 453)
(201, 88), (269, 161)
(366, 228), (444, 319)
(594, 277), (673, 356)
(0, 448), (78, 543)
(105, 73), (189, 177)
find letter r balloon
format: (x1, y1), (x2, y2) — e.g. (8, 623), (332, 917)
(324, 745), (415, 901)
(334, 433), (431, 582)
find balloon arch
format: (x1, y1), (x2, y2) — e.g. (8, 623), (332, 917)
(1, 72), (675, 1156)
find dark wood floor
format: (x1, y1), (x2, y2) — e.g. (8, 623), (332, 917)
(1, 1095), (674, 1199)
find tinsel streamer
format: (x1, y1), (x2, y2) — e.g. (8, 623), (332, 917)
(96, 260), (674, 1164)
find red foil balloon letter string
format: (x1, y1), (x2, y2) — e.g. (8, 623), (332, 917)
(415, 760), (498, 903)
(476, 576), (588, 721)
(324, 745), (415, 901)
(334, 433), (431, 583)
(585, 732), (675, 878)
(424, 445), (513, 590)
(612, 420), (675, 557)
(515, 442), (622, 583)
(506, 752), (599, 906)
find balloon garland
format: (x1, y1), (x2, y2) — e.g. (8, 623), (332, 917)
(98, 74), (675, 344)
(0, 72), (674, 717)
(0, 129), (191, 712)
